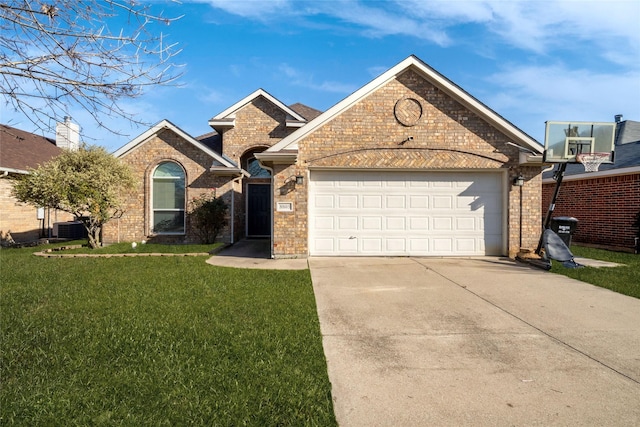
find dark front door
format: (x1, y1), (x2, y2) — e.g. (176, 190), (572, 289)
(247, 184), (271, 236)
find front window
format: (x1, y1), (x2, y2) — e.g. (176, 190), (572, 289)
(247, 157), (271, 178)
(152, 161), (185, 233)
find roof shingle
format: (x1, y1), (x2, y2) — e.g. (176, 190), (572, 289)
(0, 124), (62, 172)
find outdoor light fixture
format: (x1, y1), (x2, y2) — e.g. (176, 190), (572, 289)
(295, 175), (304, 185)
(513, 174), (525, 187)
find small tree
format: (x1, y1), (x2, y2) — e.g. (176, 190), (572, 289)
(12, 145), (135, 248)
(188, 192), (228, 244)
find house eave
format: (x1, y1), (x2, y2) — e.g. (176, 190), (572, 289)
(519, 153), (545, 165)
(286, 120), (306, 128)
(209, 167), (246, 176)
(254, 151), (297, 164)
(0, 166), (29, 175)
(208, 118), (235, 132)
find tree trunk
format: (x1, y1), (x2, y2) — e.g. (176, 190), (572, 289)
(79, 219), (102, 249)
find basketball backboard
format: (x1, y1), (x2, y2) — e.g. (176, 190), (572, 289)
(543, 121), (616, 163)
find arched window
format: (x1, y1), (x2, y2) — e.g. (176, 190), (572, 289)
(246, 156), (271, 178)
(152, 161), (185, 233)
(242, 149), (271, 178)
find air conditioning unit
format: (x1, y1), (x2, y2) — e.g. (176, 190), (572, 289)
(53, 222), (86, 239)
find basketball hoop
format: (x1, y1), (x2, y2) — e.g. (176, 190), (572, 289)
(576, 152), (610, 172)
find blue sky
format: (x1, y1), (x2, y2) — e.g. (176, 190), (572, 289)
(6, 0), (640, 152)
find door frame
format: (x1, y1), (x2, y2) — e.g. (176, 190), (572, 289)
(245, 182), (271, 238)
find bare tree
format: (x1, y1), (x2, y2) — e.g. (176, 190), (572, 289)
(0, 1), (182, 135)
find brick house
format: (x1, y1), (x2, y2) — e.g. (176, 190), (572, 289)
(105, 55), (545, 258)
(542, 119), (640, 252)
(0, 123), (76, 242)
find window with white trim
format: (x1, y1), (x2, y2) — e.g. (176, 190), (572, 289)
(152, 161), (185, 234)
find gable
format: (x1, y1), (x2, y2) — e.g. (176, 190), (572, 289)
(209, 89), (307, 132)
(113, 120), (240, 174)
(264, 55), (542, 159)
(294, 68), (518, 169)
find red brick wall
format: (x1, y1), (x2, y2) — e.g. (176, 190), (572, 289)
(542, 173), (640, 251)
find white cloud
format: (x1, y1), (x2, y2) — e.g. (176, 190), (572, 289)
(198, 1), (640, 61)
(195, 0), (291, 19)
(485, 63), (640, 142)
(278, 63), (357, 94)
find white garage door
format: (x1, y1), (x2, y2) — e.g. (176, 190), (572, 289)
(309, 170), (504, 256)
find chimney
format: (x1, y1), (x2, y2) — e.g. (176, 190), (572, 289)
(55, 117), (80, 151)
(614, 114), (623, 123)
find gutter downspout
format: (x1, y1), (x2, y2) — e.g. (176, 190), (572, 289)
(230, 176), (243, 244)
(261, 164), (275, 259)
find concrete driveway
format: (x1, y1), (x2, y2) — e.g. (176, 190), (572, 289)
(309, 257), (640, 426)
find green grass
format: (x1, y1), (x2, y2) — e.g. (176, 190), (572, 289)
(551, 245), (640, 299)
(43, 240), (223, 254)
(0, 244), (336, 426)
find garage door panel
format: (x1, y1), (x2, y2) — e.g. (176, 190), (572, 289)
(338, 194), (358, 208)
(309, 171), (504, 256)
(362, 195), (382, 208)
(409, 195), (429, 208)
(386, 195), (405, 208)
(337, 238), (357, 252)
(409, 217), (429, 230)
(314, 216), (334, 230)
(315, 195), (334, 208)
(362, 216), (382, 230)
(314, 238), (334, 252)
(386, 217), (406, 230)
(409, 238), (429, 251)
(433, 217), (453, 231)
(386, 239), (406, 252)
(361, 238), (382, 252)
(338, 216), (358, 230)
(433, 239), (453, 253)
(456, 217), (476, 230)
(432, 181), (453, 188)
(456, 238), (477, 252)
(433, 196), (453, 209)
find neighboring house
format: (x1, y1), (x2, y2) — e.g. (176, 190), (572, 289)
(542, 118), (640, 252)
(104, 55), (545, 258)
(0, 120), (78, 242)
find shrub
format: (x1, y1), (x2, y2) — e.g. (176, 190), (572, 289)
(188, 192), (228, 244)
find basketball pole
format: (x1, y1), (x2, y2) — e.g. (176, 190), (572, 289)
(536, 161), (568, 255)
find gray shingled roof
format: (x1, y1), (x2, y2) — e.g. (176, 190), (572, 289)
(288, 103), (322, 121)
(196, 131), (222, 155)
(0, 124), (61, 172)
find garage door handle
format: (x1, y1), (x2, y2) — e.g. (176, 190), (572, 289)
(349, 236), (356, 239)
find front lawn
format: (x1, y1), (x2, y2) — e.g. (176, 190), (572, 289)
(551, 246), (640, 299)
(41, 240), (223, 254)
(0, 244), (336, 426)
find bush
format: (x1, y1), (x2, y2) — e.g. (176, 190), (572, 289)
(188, 192), (228, 244)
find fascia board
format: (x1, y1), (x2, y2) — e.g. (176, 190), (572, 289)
(209, 166), (246, 176)
(210, 88), (306, 122)
(208, 118), (235, 129)
(0, 166), (29, 174)
(112, 119), (236, 169)
(267, 55), (543, 155)
(254, 151), (297, 164)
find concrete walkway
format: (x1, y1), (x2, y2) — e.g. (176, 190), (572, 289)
(205, 239), (308, 270)
(309, 257), (640, 426)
